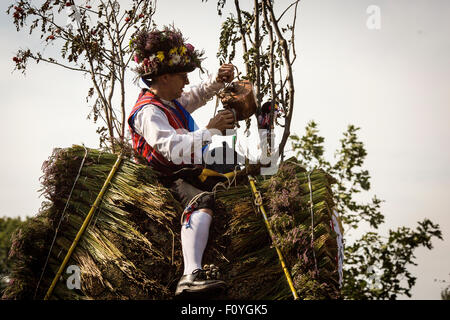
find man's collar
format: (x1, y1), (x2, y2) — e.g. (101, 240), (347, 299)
(160, 97), (176, 108)
(147, 89), (176, 109)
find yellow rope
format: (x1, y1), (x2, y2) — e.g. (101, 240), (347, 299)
(44, 153), (123, 300)
(197, 168), (237, 183)
(248, 175), (299, 300)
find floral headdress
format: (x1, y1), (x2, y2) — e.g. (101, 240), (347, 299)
(130, 26), (204, 79)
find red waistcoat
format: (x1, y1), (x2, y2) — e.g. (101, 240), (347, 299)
(128, 90), (197, 175)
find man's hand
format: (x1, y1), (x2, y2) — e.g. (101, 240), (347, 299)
(206, 109), (235, 132)
(216, 64), (235, 83)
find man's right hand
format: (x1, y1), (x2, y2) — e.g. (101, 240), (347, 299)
(206, 109), (235, 132)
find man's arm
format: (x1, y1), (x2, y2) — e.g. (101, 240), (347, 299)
(178, 73), (224, 113)
(133, 104), (236, 164)
(178, 64), (235, 113)
(134, 105), (213, 164)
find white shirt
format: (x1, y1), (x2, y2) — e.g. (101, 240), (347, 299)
(133, 73), (224, 165)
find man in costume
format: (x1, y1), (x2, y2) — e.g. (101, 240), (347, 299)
(128, 26), (236, 296)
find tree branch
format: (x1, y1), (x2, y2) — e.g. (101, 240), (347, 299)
(234, 0), (250, 76)
(265, 0), (298, 161)
(262, 1), (278, 153)
(277, 0), (301, 23)
(254, 0), (261, 108)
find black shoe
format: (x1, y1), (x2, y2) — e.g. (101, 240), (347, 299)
(175, 268), (226, 297)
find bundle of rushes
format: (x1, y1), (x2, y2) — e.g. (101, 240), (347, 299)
(2, 145), (342, 300)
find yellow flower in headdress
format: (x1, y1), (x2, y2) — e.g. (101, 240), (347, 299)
(156, 51), (165, 61)
(179, 46), (187, 56)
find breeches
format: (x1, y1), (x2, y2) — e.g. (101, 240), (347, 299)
(170, 178), (215, 212)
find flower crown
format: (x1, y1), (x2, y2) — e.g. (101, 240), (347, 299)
(130, 26), (204, 79)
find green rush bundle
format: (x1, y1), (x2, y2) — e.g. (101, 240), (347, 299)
(2, 145), (343, 300)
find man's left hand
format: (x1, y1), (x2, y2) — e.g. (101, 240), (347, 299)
(216, 64), (235, 83)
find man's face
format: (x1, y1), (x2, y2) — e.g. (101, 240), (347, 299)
(166, 72), (189, 100)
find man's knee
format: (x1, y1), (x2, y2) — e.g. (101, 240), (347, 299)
(197, 208), (213, 216)
(196, 194), (215, 215)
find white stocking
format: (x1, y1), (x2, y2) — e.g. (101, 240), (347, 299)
(181, 210), (212, 275)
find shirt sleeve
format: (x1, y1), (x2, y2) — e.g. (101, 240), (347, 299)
(133, 104), (213, 165)
(177, 73), (225, 113)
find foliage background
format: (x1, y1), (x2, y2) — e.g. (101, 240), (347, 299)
(0, 217), (24, 292)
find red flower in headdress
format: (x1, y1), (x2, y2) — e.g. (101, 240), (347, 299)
(186, 43), (194, 52)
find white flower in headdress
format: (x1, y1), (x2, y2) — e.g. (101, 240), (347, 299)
(171, 54), (181, 65)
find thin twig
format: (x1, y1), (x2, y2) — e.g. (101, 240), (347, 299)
(234, 0), (250, 76)
(277, 0), (301, 23)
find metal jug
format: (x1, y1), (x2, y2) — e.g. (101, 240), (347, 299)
(218, 80), (257, 121)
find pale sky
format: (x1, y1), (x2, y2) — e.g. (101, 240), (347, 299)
(0, 0), (449, 299)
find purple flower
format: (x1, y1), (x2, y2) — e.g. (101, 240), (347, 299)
(186, 43), (194, 52)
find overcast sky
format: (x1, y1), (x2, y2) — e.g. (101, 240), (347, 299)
(0, 0), (449, 299)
